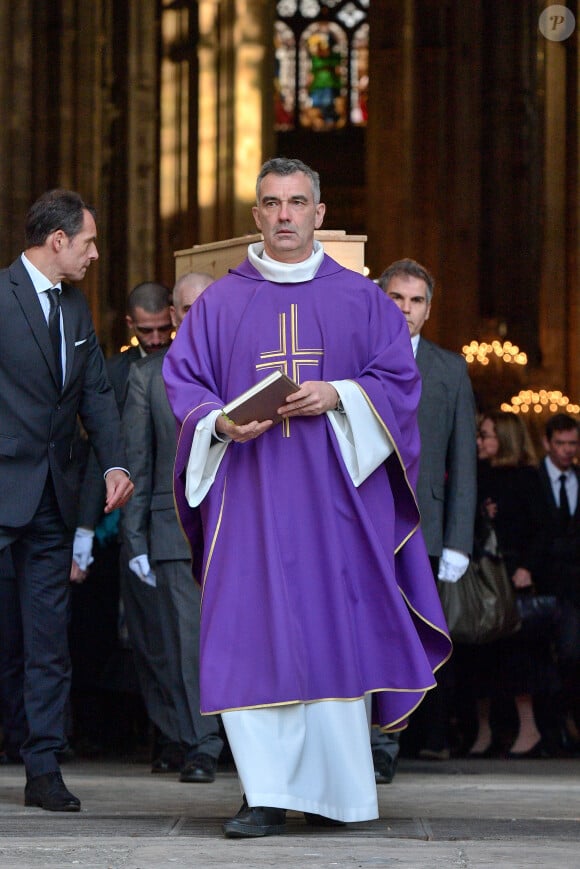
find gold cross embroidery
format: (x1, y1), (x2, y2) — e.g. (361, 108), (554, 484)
(256, 304), (323, 436)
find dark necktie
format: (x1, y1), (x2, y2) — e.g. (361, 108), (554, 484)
(46, 287), (63, 387)
(559, 473), (571, 520)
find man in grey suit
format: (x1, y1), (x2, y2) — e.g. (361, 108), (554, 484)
(121, 272), (223, 783)
(72, 282), (176, 761)
(0, 189), (134, 810)
(373, 258), (477, 776)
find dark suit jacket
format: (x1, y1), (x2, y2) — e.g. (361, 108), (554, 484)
(0, 257), (127, 530)
(121, 347), (190, 563)
(536, 459), (580, 605)
(415, 337), (477, 557)
(76, 345), (142, 531)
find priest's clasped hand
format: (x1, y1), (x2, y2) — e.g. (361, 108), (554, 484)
(215, 415), (274, 442)
(214, 381), (340, 442)
(278, 381), (339, 418)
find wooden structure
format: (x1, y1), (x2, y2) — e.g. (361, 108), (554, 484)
(174, 230), (368, 280)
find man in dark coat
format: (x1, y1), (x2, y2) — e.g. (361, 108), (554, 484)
(0, 189), (133, 810)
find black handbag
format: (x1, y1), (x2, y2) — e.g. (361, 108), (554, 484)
(438, 527), (521, 644)
(516, 590), (561, 639)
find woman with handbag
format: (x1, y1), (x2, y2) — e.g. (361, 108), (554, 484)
(464, 412), (555, 758)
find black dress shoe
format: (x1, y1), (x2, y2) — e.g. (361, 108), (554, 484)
(373, 749), (398, 784)
(179, 753), (217, 783)
(304, 812), (346, 827)
(223, 800), (286, 838)
(24, 771), (81, 812)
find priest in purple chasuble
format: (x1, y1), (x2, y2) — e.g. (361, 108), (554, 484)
(163, 158), (451, 837)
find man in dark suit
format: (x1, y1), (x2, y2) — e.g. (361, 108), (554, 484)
(373, 258), (477, 777)
(0, 189), (134, 811)
(71, 282), (175, 759)
(535, 413), (580, 742)
(121, 271), (223, 784)
(0, 550), (26, 765)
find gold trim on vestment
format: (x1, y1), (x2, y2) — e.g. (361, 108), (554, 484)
(398, 586), (453, 670)
(187, 382), (452, 723)
(171, 401), (222, 578)
(343, 380), (453, 653)
(348, 381), (422, 554)
(201, 477), (227, 602)
(202, 687), (437, 732)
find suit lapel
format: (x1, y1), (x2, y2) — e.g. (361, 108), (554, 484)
(10, 261), (61, 390)
(539, 459), (580, 522)
(415, 337), (434, 391)
(60, 284), (79, 389)
(538, 460), (559, 519)
(573, 468), (580, 519)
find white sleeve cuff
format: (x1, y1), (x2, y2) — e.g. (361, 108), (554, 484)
(438, 548), (470, 582)
(327, 380), (394, 487)
(185, 409), (230, 507)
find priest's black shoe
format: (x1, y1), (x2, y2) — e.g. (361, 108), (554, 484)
(223, 800), (286, 838)
(179, 753), (217, 783)
(24, 771), (81, 812)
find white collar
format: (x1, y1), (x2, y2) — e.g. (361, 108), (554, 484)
(21, 253), (62, 294)
(545, 455), (571, 482)
(247, 240), (324, 283)
(411, 334), (420, 358)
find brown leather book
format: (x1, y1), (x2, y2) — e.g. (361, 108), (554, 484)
(222, 370), (299, 425)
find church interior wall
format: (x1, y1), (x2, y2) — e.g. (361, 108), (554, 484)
(0, 0), (577, 413)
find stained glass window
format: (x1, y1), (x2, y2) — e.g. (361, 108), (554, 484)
(275, 1), (369, 131)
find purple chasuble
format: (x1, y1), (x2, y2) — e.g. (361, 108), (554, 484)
(163, 254), (451, 730)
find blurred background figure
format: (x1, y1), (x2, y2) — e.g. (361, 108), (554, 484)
(460, 412), (556, 758)
(534, 414), (580, 752)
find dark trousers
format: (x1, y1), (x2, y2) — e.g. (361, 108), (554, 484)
(0, 549), (27, 755)
(121, 556), (222, 759)
(0, 476), (73, 778)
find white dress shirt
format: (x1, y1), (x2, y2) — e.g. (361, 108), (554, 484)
(545, 455), (578, 515)
(21, 252), (66, 383)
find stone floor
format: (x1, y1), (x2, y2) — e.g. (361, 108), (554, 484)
(0, 756), (579, 868)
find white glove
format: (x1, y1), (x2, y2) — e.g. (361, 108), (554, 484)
(438, 548), (469, 583)
(73, 527), (95, 571)
(129, 554), (157, 588)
